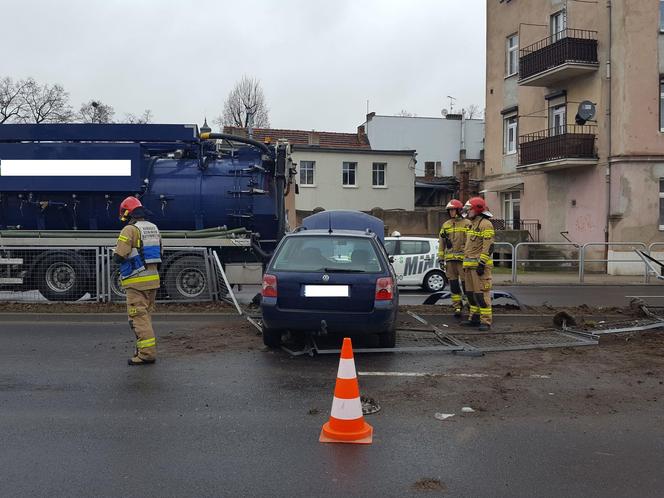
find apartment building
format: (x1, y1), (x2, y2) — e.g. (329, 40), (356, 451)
(485, 0), (664, 249)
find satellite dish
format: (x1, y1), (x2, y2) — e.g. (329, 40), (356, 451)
(441, 109), (448, 117)
(575, 100), (596, 125)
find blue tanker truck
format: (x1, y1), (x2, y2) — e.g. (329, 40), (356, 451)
(0, 123), (294, 301)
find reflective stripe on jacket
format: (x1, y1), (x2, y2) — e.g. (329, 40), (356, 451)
(438, 217), (471, 261)
(114, 221), (162, 290)
(463, 216), (495, 268)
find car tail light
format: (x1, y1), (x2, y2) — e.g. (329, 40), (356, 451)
(262, 274), (278, 298)
(375, 277), (394, 301)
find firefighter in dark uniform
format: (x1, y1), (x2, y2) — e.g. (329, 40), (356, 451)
(113, 197), (162, 365)
(461, 197), (495, 331)
(437, 199), (471, 318)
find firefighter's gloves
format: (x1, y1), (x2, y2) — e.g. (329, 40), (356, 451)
(113, 253), (126, 264)
(476, 263), (486, 277)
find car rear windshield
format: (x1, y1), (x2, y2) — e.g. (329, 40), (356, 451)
(271, 236), (384, 273)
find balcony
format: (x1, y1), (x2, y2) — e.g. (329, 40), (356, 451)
(519, 29), (599, 87)
(518, 125), (597, 171)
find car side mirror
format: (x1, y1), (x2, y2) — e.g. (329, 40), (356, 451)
(389, 256), (395, 264)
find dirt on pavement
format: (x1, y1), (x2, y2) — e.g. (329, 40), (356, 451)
(150, 304), (664, 423)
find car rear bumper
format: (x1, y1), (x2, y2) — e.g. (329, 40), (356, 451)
(261, 298), (397, 334)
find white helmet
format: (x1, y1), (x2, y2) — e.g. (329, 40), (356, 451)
(391, 231), (401, 237)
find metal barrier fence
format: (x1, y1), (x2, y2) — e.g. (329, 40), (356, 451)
(0, 245), (230, 303)
(513, 242), (581, 283)
(104, 247), (216, 303)
(0, 239), (662, 303)
(646, 243), (664, 283)
(580, 243), (648, 283)
(493, 242), (514, 268)
(0, 246), (102, 302)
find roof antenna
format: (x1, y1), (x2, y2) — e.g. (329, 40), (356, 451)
(328, 212), (333, 234)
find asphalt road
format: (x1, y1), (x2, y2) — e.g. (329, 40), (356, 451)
(1, 315), (663, 497)
(234, 284), (664, 308)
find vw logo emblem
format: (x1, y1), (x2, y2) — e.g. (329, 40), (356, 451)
(322, 274), (330, 282)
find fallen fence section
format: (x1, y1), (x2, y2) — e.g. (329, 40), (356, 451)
(278, 311), (600, 357)
(563, 313), (664, 337)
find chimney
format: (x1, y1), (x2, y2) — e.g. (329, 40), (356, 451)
(307, 131), (320, 146)
(357, 124), (368, 145)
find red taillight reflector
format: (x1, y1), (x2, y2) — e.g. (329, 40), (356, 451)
(375, 277), (394, 301)
(262, 274), (278, 298)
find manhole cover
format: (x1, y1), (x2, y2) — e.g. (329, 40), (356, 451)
(361, 396), (381, 415)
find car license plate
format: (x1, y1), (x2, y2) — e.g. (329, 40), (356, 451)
(304, 285), (349, 297)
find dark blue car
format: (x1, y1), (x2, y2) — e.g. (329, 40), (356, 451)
(261, 211), (398, 348)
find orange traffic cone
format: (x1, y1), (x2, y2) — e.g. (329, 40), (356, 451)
(319, 337), (373, 444)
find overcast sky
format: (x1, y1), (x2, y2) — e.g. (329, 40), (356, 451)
(2, 0), (486, 132)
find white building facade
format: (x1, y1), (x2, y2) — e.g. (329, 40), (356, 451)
(363, 113), (484, 177)
(292, 146), (416, 212)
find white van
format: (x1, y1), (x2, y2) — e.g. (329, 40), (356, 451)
(384, 235), (448, 292)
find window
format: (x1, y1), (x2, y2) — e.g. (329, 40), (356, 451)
(660, 1), (664, 32)
(342, 162), (357, 186)
(660, 78), (664, 132)
(299, 160), (315, 186)
(435, 161), (442, 176)
(660, 179), (664, 230)
(550, 104), (567, 135)
(502, 191), (521, 228)
(398, 240), (431, 255)
(506, 34), (519, 76)
(504, 115), (518, 154)
(372, 163), (386, 187)
(384, 239), (397, 256)
(551, 10), (567, 41)
(271, 236), (382, 273)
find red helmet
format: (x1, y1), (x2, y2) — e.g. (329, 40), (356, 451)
(445, 199), (463, 211)
(119, 196), (142, 221)
(468, 196), (488, 214)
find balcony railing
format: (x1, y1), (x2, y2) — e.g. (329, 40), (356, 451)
(519, 29), (598, 81)
(519, 125), (597, 167)
(492, 219), (541, 242)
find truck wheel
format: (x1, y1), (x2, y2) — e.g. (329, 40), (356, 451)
(109, 265), (126, 302)
(37, 253), (89, 302)
(164, 256), (209, 301)
(377, 327), (397, 348)
(423, 270), (448, 293)
(262, 327), (282, 348)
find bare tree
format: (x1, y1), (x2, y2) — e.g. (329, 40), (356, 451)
(21, 79), (73, 123)
(0, 77), (27, 124)
(395, 109), (417, 117)
(123, 109), (153, 124)
(215, 75), (270, 129)
(464, 104), (483, 119)
(79, 100), (115, 123)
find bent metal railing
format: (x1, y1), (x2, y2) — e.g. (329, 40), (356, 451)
(519, 28), (598, 80)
